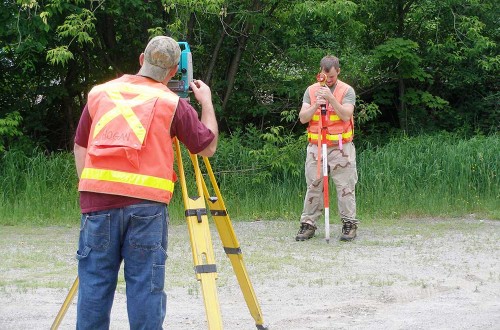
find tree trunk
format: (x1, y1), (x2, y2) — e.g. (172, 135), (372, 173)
(187, 13), (196, 45)
(204, 14), (234, 84)
(398, 77), (407, 131)
(62, 60), (78, 150)
(396, 0), (409, 132)
(221, 24), (250, 112)
(221, 0), (262, 112)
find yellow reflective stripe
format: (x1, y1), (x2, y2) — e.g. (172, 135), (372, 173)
(312, 114), (340, 122)
(81, 168), (174, 192)
(93, 108), (121, 138)
(307, 130), (353, 141)
(91, 82), (173, 99)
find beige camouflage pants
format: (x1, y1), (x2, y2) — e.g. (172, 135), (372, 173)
(300, 142), (358, 228)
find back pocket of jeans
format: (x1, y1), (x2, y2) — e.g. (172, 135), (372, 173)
(83, 213), (111, 251)
(129, 212), (162, 250)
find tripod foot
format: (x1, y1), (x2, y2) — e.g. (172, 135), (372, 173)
(256, 325), (269, 330)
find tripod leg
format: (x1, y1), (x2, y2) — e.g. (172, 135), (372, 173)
(201, 157), (268, 330)
(175, 140), (223, 330)
(51, 276), (79, 330)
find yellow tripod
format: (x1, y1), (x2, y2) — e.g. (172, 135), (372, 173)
(174, 138), (267, 329)
(51, 139), (267, 330)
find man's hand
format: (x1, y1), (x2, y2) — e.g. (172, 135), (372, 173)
(189, 79), (218, 157)
(316, 87), (333, 104)
(315, 86), (354, 122)
(316, 96), (327, 107)
(190, 79), (212, 107)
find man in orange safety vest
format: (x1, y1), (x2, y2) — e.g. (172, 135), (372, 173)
(73, 36), (218, 329)
(295, 55), (359, 242)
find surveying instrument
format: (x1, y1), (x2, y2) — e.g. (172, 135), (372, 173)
(51, 42), (268, 330)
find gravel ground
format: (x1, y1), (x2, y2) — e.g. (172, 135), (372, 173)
(0, 217), (499, 329)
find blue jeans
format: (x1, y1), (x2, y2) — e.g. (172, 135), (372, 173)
(76, 202), (169, 330)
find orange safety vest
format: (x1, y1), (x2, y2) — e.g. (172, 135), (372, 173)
(306, 80), (354, 146)
(78, 75), (179, 204)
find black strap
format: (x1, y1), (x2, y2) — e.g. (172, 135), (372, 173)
(210, 209), (227, 216)
(224, 247), (241, 255)
(195, 264), (217, 274)
(185, 208), (207, 223)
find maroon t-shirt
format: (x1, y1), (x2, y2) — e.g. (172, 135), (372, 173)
(74, 97), (215, 213)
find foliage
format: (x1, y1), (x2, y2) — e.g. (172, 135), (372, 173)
(1, 133), (498, 225)
(250, 126), (305, 182)
(0, 112), (23, 152)
(372, 38), (430, 81)
(0, 0), (498, 153)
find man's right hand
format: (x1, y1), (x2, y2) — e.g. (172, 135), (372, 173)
(189, 79), (218, 157)
(316, 97), (327, 107)
(190, 80), (212, 106)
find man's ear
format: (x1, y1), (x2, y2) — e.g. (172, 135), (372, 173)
(161, 66), (178, 84)
(337, 68), (341, 75)
(139, 53), (145, 66)
(167, 66), (178, 79)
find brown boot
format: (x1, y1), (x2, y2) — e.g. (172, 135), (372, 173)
(340, 220), (357, 241)
(295, 223), (316, 241)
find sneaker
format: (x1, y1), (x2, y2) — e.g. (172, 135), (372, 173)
(340, 220), (357, 241)
(295, 223), (315, 241)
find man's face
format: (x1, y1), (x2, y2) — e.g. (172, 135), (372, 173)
(322, 68), (340, 87)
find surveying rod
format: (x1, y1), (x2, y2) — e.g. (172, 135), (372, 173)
(317, 72), (330, 243)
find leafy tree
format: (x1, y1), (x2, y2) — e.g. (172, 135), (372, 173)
(0, 0), (497, 154)
(356, 0), (499, 135)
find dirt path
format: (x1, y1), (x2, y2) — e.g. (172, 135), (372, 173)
(0, 217), (499, 329)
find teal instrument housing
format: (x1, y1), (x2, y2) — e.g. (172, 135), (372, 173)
(167, 42), (193, 99)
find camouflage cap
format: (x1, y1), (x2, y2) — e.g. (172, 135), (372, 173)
(138, 36), (181, 82)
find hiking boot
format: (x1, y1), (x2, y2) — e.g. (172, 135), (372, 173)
(295, 223), (316, 241)
(340, 220), (357, 241)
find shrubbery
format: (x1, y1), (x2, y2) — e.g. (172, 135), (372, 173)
(1, 132), (498, 226)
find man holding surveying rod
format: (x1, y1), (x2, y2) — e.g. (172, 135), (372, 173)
(73, 36), (217, 329)
(295, 55), (358, 242)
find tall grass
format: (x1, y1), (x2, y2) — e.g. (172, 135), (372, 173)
(357, 134), (499, 219)
(0, 133), (498, 226)
(0, 150), (80, 225)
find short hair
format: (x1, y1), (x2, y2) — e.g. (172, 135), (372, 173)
(320, 56), (340, 72)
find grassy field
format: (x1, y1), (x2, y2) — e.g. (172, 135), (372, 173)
(0, 133), (498, 225)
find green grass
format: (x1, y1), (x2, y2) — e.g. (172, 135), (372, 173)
(0, 150), (80, 225)
(356, 134), (499, 219)
(0, 133), (498, 226)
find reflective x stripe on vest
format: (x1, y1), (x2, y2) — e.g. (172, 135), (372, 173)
(90, 83), (172, 143)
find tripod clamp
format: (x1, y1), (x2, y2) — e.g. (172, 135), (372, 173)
(185, 207), (207, 223)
